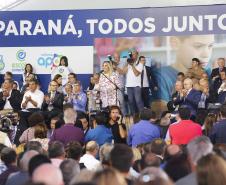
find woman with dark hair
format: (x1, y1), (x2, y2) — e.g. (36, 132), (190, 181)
(22, 63), (35, 85)
(52, 56), (72, 86)
(59, 56), (68, 67)
(53, 74), (63, 93)
(19, 112), (45, 144)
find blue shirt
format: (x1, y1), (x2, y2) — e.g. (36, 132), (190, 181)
(85, 125), (113, 146)
(72, 91), (87, 112)
(127, 120), (160, 147)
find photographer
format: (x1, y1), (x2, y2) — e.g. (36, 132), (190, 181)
(108, 106), (127, 144)
(0, 79), (22, 111)
(122, 49), (144, 115)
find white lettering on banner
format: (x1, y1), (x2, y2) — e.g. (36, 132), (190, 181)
(0, 21), (6, 32)
(218, 14), (226, 30)
(144, 17), (156, 33)
(48, 20), (61, 35)
(114, 19), (127, 34)
(128, 18), (144, 34)
(86, 17), (156, 34)
(5, 20), (19, 36)
(98, 19), (113, 34)
(86, 19), (98, 34)
(162, 14), (226, 32)
(0, 14), (83, 38)
(189, 16), (203, 31)
(204, 15), (217, 31)
(20, 20), (32, 35)
(33, 20), (47, 35)
(0, 14), (226, 37)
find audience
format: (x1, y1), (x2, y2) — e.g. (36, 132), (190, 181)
(1, 55), (226, 185)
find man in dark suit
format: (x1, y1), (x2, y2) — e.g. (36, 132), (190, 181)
(140, 56), (158, 108)
(175, 78), (201, 116)
(42, 80), (64, 124)
(0, 79), (22, 111)
(167, 80), (183, 112)
(9, 111), (27, 146)
(211, 57), (226, 80)
(209, 69), (226, 103)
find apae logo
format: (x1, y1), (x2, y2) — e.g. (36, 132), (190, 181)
(37, 53), (62, 68)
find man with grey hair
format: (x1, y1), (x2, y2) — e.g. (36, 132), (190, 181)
(60, 159), (80, 185)
(176, 136), (213, 185)
(50, 107), (84, 146)
(32, 163), (64, 185)
(5, 150), (38, 185)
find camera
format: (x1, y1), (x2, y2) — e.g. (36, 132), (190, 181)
(0, 112), (17, 133)
(127, 52), (134, 64)
(128, 52), (133, 59)
(127, 58), (134, 65)
(107, 55), (112, 61)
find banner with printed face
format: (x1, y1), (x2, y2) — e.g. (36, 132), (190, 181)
(0, 4), (226, 111)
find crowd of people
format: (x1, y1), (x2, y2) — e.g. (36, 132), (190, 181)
(0, 53), (226, 185)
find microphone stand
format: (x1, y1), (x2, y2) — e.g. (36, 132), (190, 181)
(100, 71), (123, 107)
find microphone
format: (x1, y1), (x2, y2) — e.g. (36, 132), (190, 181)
(99, 70), (104, 74)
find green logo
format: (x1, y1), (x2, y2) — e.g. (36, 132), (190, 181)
(0, 55), (5, 71)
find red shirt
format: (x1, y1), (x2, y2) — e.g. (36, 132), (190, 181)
(169, 120), (202, 145)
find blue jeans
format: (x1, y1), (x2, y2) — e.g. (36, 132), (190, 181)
(127, 86), (144, 115)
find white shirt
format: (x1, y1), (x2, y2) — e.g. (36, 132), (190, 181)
(126, 62), (143, 87)
(142, 66), (149, 88)
(79, 153), (100, 171)
(218, 81), (226, 94)
(21, 89), (44, 109)
(0, 131), (12, 148)
(3, 90), (13, 110)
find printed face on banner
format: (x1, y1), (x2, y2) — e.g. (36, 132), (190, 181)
(94, 34), (226, 111)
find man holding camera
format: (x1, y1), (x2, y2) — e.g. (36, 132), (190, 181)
(122, 50), (144, 115)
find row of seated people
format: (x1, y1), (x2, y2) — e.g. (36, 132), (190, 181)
(167, 58), (226, 116)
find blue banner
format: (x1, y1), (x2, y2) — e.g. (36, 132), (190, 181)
(1, 4), (226, 47)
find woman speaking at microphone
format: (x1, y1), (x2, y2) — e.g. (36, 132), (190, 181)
(99, 61), (122, 108)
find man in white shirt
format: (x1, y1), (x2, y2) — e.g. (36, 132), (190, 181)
(122, 50), (144, 115)
(21, 79), (44, 110)
(21, 79), (44, 127)
(79, 141), (100, 171)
